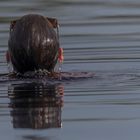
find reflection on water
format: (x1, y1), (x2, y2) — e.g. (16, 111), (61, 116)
(8, 83), (64, 129)
(1, 0), (140, 140)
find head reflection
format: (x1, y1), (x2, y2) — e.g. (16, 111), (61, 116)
(8, 83), (64, 129)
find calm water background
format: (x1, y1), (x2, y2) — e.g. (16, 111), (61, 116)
(1, 0), (140, 140)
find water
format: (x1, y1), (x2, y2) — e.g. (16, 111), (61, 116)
(1, 0), (140, 139)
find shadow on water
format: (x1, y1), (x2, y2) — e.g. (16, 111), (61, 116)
(8, 83), (64, 129)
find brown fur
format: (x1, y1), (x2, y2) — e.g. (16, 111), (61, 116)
(8, 14), (59, 73)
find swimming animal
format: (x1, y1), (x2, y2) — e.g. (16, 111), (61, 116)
(7, 14), (63, 74)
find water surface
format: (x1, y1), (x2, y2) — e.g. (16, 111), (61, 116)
(1, 0), (140, 140)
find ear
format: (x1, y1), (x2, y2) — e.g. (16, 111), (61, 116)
(46, 17), (58, 28)
(10, 20), (17, 31)
(58, 48), (64, 63)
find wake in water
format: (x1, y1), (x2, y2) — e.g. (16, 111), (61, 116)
(0, 71), (95, 83)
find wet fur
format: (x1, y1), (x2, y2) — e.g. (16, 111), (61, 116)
(8, 14), (59, 73)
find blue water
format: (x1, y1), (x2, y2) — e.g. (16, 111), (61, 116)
(1, 0), (140, 140)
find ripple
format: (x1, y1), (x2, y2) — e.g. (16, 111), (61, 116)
(0, 0), (140, 139)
